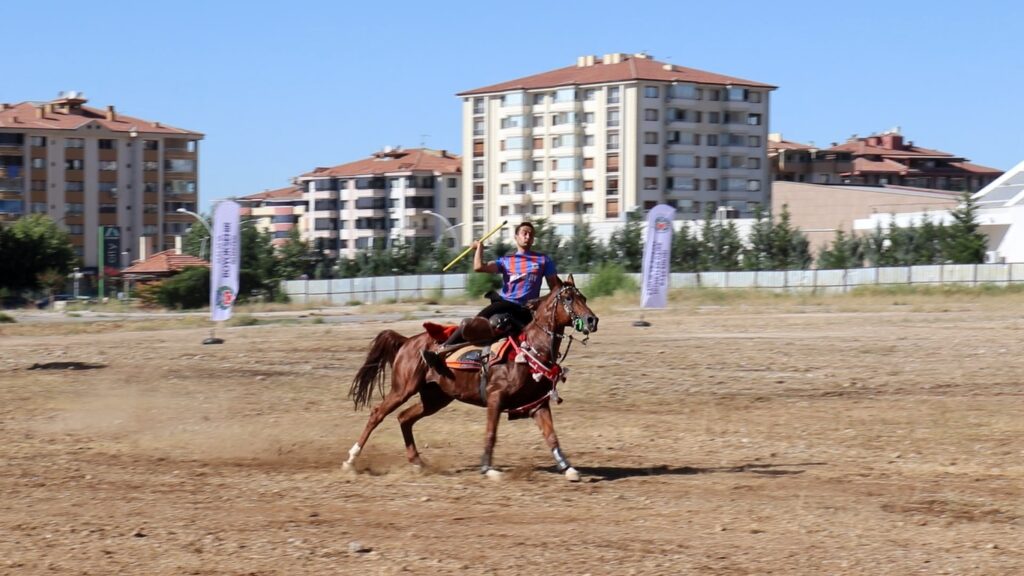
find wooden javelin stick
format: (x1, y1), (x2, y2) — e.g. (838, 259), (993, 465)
(442, 220), (508, 272)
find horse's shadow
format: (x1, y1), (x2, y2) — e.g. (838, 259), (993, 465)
(563, 461), (826, 483)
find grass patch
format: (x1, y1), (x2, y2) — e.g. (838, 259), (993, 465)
(227, 314), (260, 327)
(0, 312), (14, 323)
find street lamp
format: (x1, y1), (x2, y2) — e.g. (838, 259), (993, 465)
(423, 210), (464, 247)
(176, 207), (212, 259)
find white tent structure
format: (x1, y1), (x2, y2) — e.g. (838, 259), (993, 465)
(854, 160), (1024, 263)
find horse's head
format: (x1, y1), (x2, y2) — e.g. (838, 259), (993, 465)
(528, 274), (599, 335)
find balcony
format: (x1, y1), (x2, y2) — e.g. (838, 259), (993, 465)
(0, 177), (23, 192)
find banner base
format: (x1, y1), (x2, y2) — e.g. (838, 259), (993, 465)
(203, 337), (225, 345)
(632, 319), (652, 327)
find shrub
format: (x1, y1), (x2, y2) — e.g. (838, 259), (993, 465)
(465, 271), (501, 297)
(0, 312), (14, 323)
(157, 267), (210, 309)
(585, 263), (638, 298)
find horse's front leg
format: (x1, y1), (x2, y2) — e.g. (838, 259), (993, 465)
(480, 390), (503, 480)
(532, 403), (580, 482)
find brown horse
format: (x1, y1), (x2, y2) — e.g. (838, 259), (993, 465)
(344, 274), (599, 481)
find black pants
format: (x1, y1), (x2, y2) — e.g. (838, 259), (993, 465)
(478, 292), (533, 330)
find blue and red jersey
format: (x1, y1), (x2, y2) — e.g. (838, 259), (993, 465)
(495, 251), (557, 305)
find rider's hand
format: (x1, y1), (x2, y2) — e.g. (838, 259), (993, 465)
(471, 241), (482, 250)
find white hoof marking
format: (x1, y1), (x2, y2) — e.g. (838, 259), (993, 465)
(484, 468), (504, 481)
(565, 467), (580, 482)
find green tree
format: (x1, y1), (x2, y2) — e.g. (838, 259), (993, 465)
(239, 222), (279, 300)
(563, 221), (602, 273)
(0, 214), (76, 292)
(942, 192), (987, 263)
(816, 229), (863, 269)
(277, 227), (311, 279)
(862, 224), (888, 267)
(181, 216), (210, 259)
(885, 217), (917, 266)
(670, 224), (702, 272)
(769, 205), (812, 269)
(607, 211), (644, 272)
(157, 266), (209, 309)
(912, 213), (946, 265)
(741, 206), (773, 270)
(529, 217), (562, 261)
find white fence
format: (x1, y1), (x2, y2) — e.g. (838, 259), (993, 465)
(281, 263), (1024, 305)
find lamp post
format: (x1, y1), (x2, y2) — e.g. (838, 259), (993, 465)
(423, 210), (464, 247)
(120, 250), (131, 304)
(176, 207), (212, 259)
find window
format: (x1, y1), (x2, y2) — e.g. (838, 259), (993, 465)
(706, 179), (718, 191)
(667, 154), (697, 169)
(505, 136), (524, 150)
(473, 119), (484, 136)
(98, 139), (115, 149)
(30, 136), (46, 147)
(748, 91), (762, 103)
(644, 155), (658, 167)
(532, 114), (544, 128)
(607, 133), (620, 150)
(65, 159), (83, 170)
(99, 203), (117, 214)
(447, 197), (457, 208)
(583, 112), (595, 124)
(645, 86), (660, 98)
(583, 157), (594, 169)
(644, 109), (659, 121)
(668, 84), (699, 100)
(66, 202), (84, 213)
(606, 155), (620, 172)
(500, 183), (510, 195)
(583, 89), (597, 101)
(607, 177), (619, 194)
(99, 182), (118, 194)
(747, 179), (762, 191)
(31, 202), (47, 213)
(583, 180), (594, 191)
(31, 180), (45, 191)
(501, 92), (524, 107)
(143, 140), (159, 150)
(644, 132), (659, 144)
(554, 88), (576, 102)
(473, 161), (483, 179)
(747, 157), (761, 169)
(143, 161), (159, 171)
(747, 113), (762, 126)
(500, 206), (509, 216)
(99, 161), (117, 171)
(607, 87), (620, 104)
(644, 177), (658, 190)
(532, 160), (544, 172)
(65, 138), (84, 148)
(447, 178), (457, 188)
(473, 98), (484, 114)
(501, 160), (524, 172)
(707, 112), (720, 124)
(584, 135), (595, 146)
(500, 115), (524, 129)
(606, 199), (619, 218)
(532, 93), (546, 105)
(706, 156), (718, 168)
(556, 179), (579, 192)
(66, 182), (84, 192)
(607, 109), (620, 127)
(748, 135), (761, 147)
(31, 158), (45, 168)
(68, 225), (84, 235)
(706, 134), (719, 147)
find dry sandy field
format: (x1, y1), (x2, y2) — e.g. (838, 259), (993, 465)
(1, 291), (1022, 575)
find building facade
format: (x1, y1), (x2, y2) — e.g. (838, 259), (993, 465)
(237, 185), (305, 249)
(293, 147), (461, 259)
(457, 53), (775, 243)
(0, 92), (202, 269)
(769, 129), (1001, 192)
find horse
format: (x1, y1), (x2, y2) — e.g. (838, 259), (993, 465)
(343, 274), (599, 481)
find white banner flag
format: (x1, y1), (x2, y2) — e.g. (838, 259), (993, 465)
(640, 204), (676, 308)
(210, 200), (241, 322)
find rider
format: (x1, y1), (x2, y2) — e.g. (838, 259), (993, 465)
(421, 221), (561, 373)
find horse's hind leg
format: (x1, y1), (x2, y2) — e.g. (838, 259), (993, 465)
(343, 385), (419, 471)
(532, 404), (580, 482)
(397, 383), (453, 469)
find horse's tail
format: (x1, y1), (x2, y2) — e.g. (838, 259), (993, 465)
(349, 329), (409, 410)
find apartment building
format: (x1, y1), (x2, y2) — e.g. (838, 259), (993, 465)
(769, 129), (1001, 192)
(237, 185), (305, 249)
(294, 147), (461, 259)
(457, 52), (775, 243)
(0, 92), (202, 269)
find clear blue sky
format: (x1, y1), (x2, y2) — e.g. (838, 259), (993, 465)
(5, 0), (1021, 212)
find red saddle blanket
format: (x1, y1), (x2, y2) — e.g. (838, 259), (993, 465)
(423, 322), (514, 370)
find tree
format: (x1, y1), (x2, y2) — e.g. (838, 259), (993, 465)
(912, 213), (946, 265)
(943, 192), (987, 263)
(670, 223), (702, 272)
(816, 229), (863, 269)
(563, 221), (602, 273)
(741, 206), (773, 270)
(239, 222), (279, 301)
(181, 216), (210, 259)
(769, 205), (812, 269)
(607, 211), (644, 272)
(529, 217), (563, 262)
(862, 224), (888, 267)
(0, 215), (76, 292)
(277, 227), (311, 280)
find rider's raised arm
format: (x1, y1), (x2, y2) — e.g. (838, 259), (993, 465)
(473, 241), (500, 274)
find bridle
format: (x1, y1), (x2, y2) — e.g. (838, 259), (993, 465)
(537, 284), (591, 361)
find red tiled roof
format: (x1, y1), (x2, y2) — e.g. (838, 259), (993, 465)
(947, 161), (1002, 174)
(848, 158), (911, 174)
(768, 139), (814, 151)
(826, 140), (956, 159)
(0, 97), (202, 136)
(299, 148), (461, 178)
(458, 54), (775, 96)
(122, 250), (209, 275)
(238, 185), (303, 202)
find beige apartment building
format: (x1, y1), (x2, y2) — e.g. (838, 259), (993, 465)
(294, 147), (462, 259)
(0, 92), (202, 269)
(457, 52), (775, 243)
(237, 185), (305, 249)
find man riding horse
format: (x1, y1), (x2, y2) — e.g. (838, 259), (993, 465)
(421, 221), (561, 373)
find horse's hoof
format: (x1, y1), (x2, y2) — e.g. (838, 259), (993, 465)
(342, 461), (356, 473)
(484, 468), (504, 481)
(564, 467), (580, 482)
(410, 463), (424, 474)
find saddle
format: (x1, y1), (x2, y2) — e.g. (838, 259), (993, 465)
(423, 322), (516, 371)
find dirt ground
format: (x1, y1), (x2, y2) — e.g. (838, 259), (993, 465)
(1, 293), (1022, 575)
